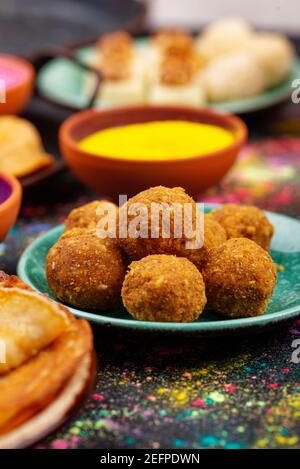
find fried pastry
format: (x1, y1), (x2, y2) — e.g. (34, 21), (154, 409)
(0, 116), (54, 178)
(0, 287), (68, 375)
(0, 317), (92, 435)
(0, 272), (93, 435)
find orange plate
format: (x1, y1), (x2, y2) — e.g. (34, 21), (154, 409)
(0, 273), (95, 448)
(59, 105), (248, 200)
(0, 352), (96, 449)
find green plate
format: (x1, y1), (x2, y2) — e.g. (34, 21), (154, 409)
(17, 205), (300, 336)
(36, 40), (300, 114)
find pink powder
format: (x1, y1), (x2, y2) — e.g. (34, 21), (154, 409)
(0, 65), (25, 88)
(0, 58), (28, 89)
(51, 439), (69, 449)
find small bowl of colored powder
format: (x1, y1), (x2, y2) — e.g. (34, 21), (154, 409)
(59, 105), (247, 198)
(0, 55), (35, 115)
(0, 172), (22, 241)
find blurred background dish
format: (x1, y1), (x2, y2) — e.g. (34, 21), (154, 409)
(0, 172), (22, 241)
(34, 20), (300, 114)
(36, 45), (300, 114)
(59, 105), (247, 198)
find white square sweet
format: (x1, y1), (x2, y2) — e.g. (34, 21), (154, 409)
(99, 75), (146, 106)
(85, 52), (147, 106)
(149, 82), (206, 107)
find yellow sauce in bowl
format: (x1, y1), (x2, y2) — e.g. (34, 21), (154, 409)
(78, 120), (235, 161)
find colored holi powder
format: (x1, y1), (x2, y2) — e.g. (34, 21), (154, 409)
(170, 389), (189, 404)
(51, 439), (68, 449)
(91, 393), (104, 401)
(226, 442), (242, 449)
(157, 387), (168, 395)
(224, 384), (237, 392)
(275, 435), (298, 445)
(0, 65), (25, 88)
(69, 427), (80, 435)
(173, 438), (185, 448)
(207, 391), (225, 403)
(33, 320), (300, 450)
(192, 399), (206, 408)
(0, 177), (11, 204)
(201, 435), (219, 447)
(79, 121), (235, 161)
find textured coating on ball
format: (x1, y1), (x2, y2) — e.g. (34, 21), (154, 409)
(208, 204), (274, 251)
(46, 228), (126, 310)
(65, 200), (118, 232)
(118, 186), (224, 270)
(202, 238), (277, 318)
(122, 254), (207, 322)
(187, 215), (227, 271)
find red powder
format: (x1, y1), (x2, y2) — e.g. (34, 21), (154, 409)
(192, 399), (205, 407)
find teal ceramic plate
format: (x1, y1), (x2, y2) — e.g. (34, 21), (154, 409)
(17, 205), (300, 336)
(36, 41), (300, 115)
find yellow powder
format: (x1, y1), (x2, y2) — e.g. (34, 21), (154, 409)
(78, 120), (235, 161)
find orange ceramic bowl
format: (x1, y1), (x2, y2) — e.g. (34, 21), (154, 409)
(0, 172), (22, 241)
(0, 55), (35, 115)
(59, 105), (247, 199)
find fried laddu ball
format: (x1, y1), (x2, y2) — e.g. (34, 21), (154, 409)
(187, 215), (227, 270)
(65, 200), (118, 232)
(201, 51), (265, 102)
(196, 17), (253, 61)
(46, 228), (126, 310)
(244, 33), (295, 88)
(208, 204), (274, 251)
(202, 238), (277, 318)
(122, 255), (206, 322)
(118, 186), (225, 270)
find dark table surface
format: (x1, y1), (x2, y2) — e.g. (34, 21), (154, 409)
(1, 1), (300, 449)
